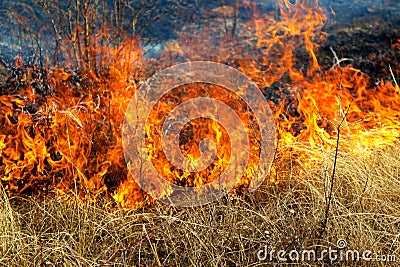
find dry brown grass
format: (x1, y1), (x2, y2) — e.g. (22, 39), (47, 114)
(1, 143), (399, 266)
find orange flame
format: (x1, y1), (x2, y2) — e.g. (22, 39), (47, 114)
(1, 0), (399, 208)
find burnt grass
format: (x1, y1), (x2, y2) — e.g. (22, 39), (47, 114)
(317, 0), (400, 80)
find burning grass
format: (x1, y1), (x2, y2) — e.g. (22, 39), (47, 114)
(1, 143), (399, 266)
(0, 0), (400, 264)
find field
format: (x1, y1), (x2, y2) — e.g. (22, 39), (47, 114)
(1, 0), (400, 266)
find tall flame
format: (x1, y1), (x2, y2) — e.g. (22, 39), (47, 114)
(1, 0), (399, 208)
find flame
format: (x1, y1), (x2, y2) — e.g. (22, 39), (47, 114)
(238, 0), (400, 175)
(1, 0), (399, 208)
(144, 83), (261, 188)
(0, 38), (143, 204)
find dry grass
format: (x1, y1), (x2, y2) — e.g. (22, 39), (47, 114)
(0, 144), (399, 266)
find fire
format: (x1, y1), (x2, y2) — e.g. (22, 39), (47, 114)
(0, 40), (142, 203)
(1, 0), (399, 208)
(237, 0), (400, 176)
(143, 83), (261, 188)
